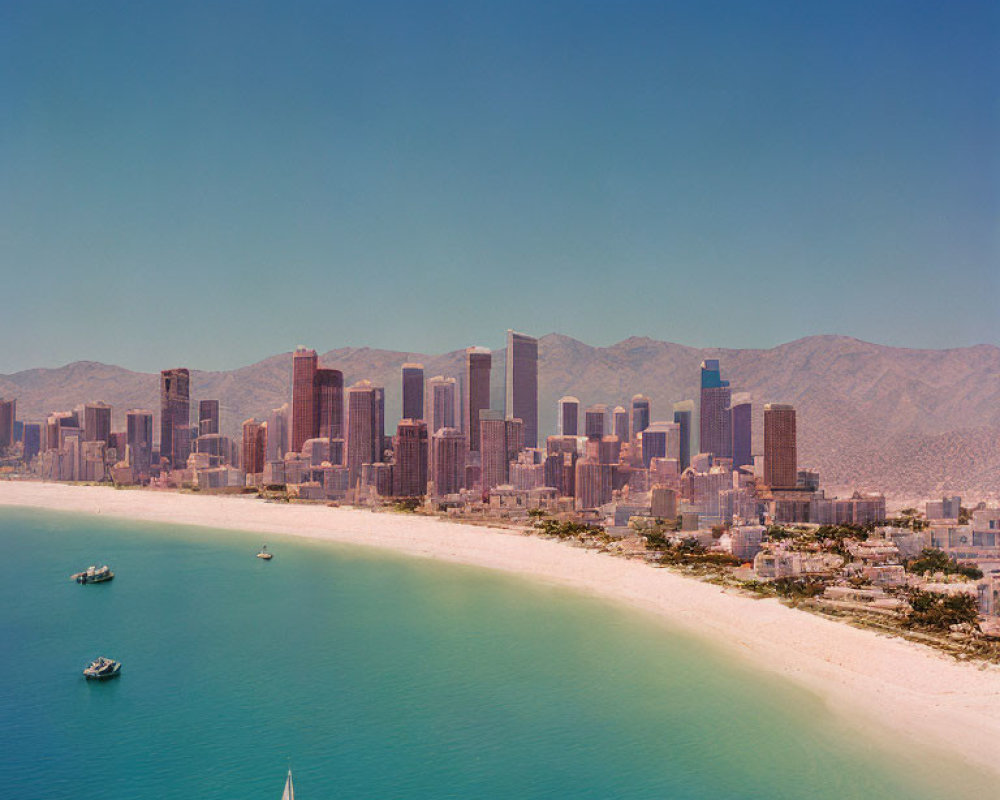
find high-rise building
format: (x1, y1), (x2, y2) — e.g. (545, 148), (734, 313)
(126, 409), (154, 480)
(672, 400), (694, 470)
(431, 427), (466, 496)
(730, 394), (752, 469)
(465, 347), (491, 452)
(346, 381), (377, 488)
(613, 406), (629, 443)
(82, 402), (112, 445)
(631, 395), (650, 442)
(373, 386), (386, 461)
(763, 403), (797, 489)
(266, 404), (289, 462)
(479, 410), (508, 491)
(198, 400), (220, 437)
(393, 419), (428, 497)
(22, 423), (41, 463)
(699, 360), (732, 459)
(640, 421), (680, 468)
(314, 368), (344, 442)
(504, 330), (538, 449)
(426, 376), (457, 434)
(575, 458), (612, 510)
(242, 418), (266, 477)
(557, 396), (580, 437)
(584, 404), (608, 439)
(401, 363), (425, 422)
(160, 368), (191, 469)
(0, 398), (16, 451)
(291, 347), (318, 453)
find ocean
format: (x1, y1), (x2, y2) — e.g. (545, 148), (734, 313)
(0, 506), (987, 799)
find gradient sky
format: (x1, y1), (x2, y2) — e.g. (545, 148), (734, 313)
(1, 0), (997, 372)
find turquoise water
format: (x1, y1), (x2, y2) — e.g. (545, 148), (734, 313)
(0, 507), (988, 799)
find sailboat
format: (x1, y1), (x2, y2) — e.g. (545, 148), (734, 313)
(281, 768), (294, 800)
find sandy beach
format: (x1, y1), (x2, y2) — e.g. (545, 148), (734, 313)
(3, 480), (999, 778)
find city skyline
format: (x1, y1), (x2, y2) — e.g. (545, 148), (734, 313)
(1, 1), (997, 374)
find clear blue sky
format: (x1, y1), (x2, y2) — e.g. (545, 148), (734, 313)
(1, 0), (997, 372)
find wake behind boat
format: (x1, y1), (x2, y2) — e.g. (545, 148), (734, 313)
(83, 656), (121, 680)
(71, 565), (114, 584)
(281, 768), (294, 800)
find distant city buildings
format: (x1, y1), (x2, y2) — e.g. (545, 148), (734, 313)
(557, 396), (579, 437)
(699, 360), (732, 460)
(160, 368), (191, 469)
(465, 347), (491, 453)
(763, 403), (797, 489)
(401, 364), (425, 422)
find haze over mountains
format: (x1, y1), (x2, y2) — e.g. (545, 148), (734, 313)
(2, 335), (998, 498)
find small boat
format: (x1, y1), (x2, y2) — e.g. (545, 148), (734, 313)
(71, 565), (114, 584)
(281, 768), (294, 800)
(257, 545), (273, 560)
(83, 656), (121, 680)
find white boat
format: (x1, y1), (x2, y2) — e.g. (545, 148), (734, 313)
(71, 565), (114, 584)
(257, 545), (273, 560)
(281, 768), (294, 800)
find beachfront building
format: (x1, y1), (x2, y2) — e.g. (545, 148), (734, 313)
(160, 368), (191, 470)
(465, 347), (491, 453)
(393, 419), (428, 497)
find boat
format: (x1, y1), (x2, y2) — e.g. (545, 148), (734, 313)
(257, 545), (273, 560)
(71, 565), (114, 584)
(281, 768), (294, 800)
(83, 656), (121, 680)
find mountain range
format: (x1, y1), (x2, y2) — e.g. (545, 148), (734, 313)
(2, 334), (998, 498)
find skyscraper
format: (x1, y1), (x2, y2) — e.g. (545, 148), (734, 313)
(393, 418), (428, 497)
(372, 386), (386, 461)
(557, 396), (579, 436)
(672, 400), (694, 471)
(82, 402), (112, 445)
(242, 418), (266, 477)
(426, 376), (457, 434)
(401, 363), (425, 421)
(730, 394), (752, 469)
(479, 410), (508, 491)
(431, 427), (466, 496)
(266, 404), (289, 462)
(126, 409), (154, 480)
(291, 347), (318, 454)
(699, 360), (732, 459)
(584, 404), (607, 439)
(160, 368), (191, 469)
(198, 400), (220, 436)
(763, 403), (797, 489)
(465, 347), (491, 452)
(22, 423), (40, 463)
(631, 395), (650, 442)
(346, 381), (376, 488)
(613, 406), (629, 443)
(0, 398), (16, 451)
(640, 421), (681, 468)
(504, 330), (538, 449)
(314, 368), (344, 441)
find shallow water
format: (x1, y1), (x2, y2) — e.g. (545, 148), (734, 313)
(0, 507), (988, 799)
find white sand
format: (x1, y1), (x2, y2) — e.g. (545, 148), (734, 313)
(3, 481), (999, 777)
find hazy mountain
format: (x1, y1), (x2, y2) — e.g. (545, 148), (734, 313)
(2, 334), (998, 497)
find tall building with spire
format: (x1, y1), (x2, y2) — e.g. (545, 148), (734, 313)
(699, 360), (732, 459)
(504, 330), (538, 449)
(401, 363), (425, 421)
(764, 403), (797, 488)
(291, 347), (318, 453)
(465, 347), (491, 452)
(159, 368), (191, 469)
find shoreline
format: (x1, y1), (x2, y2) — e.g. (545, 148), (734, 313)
(3, 480), (999, 779)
